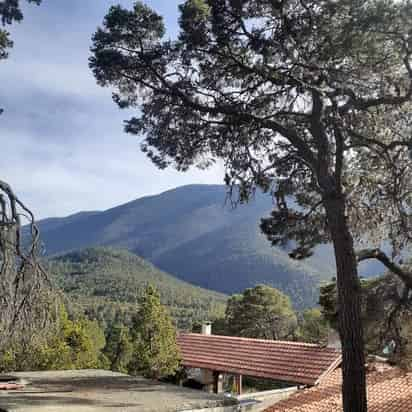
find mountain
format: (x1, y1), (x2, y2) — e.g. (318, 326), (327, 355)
(35, 184), (338, 308)
(48, 247), (227, 329)
(152, 213), (323, 308)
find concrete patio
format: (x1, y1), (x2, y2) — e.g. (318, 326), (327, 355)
(0, 370), (237, 412)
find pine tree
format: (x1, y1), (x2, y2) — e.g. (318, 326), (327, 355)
(104, 324), (133, 374)
(91, 2), (412, 409)
(128, 285), (180, 379)
(297, 309), (330, 345)
(225, 285), (297, 340)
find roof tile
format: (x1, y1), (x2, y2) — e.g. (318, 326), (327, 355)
(264, 365), (412, 412)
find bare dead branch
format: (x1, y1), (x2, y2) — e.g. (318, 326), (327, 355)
(0, 179), (51, 349)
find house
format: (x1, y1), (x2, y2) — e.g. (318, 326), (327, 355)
(264, 361), (412, 412)
(177, 323), (341, 395)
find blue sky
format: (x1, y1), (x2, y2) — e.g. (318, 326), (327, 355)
(1, 0), (222, 219)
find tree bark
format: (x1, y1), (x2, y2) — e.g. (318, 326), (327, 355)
(324, 194), (367, 412)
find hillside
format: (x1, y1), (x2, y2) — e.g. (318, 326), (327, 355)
(48, 247), (227, 329)
(153, 215), (321, 308)
(34, 185), (340, 308)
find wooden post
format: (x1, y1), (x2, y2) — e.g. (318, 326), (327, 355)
(235, 374), (242, 395)
(213, 371), (223, 394)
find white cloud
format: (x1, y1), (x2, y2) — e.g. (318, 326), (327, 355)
(2, 126), (224, 219)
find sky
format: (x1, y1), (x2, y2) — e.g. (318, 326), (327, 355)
(1, 0), (223, 219)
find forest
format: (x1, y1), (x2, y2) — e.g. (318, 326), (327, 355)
(47, 247), (227, 330)
(4, 272), (412, 383)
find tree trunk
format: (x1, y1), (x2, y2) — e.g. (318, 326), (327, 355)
(324, 194), (367, 412)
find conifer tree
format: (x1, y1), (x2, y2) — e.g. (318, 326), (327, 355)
(104, 324), (133, 374)
(297, 308), (330, 344)
(128, 285), (180, 379)
(91, 2), (412, 409)
(225, 285), (297, 340)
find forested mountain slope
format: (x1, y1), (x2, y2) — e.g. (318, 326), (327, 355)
(34, 185), (343, 308)
(48, 247), (226, 329)
(152, 214), (321, 308)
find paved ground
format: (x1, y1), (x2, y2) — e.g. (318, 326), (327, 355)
(0, 370), (236, 412)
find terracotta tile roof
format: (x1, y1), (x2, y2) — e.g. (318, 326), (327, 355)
(177, 333), (341, 386)
(0, 383), (23, 390)
(264, 364), (412, 412)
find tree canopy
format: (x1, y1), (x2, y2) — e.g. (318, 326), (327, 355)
(297, 308), (330, 344)
(225, 285), (297, 340)
(0, 0), (41, 60)
(0, 304), (108, 372)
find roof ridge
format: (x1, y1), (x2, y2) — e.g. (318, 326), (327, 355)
(179, 332), (338, 350)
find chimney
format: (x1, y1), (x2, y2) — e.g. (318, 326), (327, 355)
(201, 321), (212, 335)
(327, 330), (341, 350)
